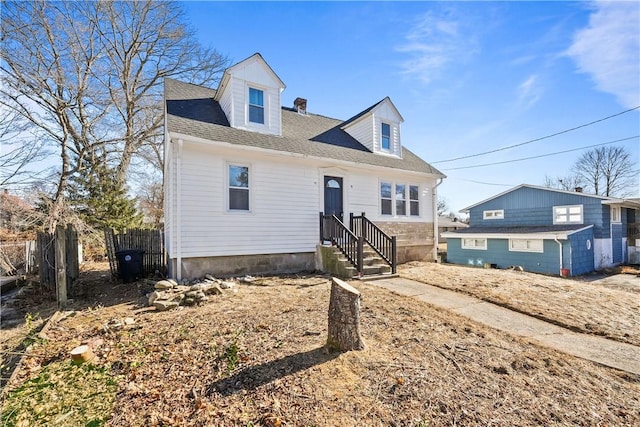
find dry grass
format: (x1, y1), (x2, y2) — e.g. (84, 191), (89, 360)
(399, 262), (640, 346)
(2, 264), (639, 426)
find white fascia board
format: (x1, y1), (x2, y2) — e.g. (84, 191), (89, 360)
(169, 132), (442, 179)
(601, 199), (640, 209)
(441, 225), (593, 241)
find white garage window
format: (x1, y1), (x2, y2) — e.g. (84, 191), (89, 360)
(483, 209), (504, 220)
(462, 238), (487, 250)
(509, 239), (543, 253)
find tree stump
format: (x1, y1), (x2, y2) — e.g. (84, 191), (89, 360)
(327, 277), (364, 351)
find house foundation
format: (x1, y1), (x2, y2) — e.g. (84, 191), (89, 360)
(375, 221), (435, 263)
(171, 252), (316, 279)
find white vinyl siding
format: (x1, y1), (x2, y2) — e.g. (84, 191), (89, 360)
(553, 205), (583, 224)
(462, 238), (487, 250)
(509, 239), (543, 253)
(343, 116), (374, 151)
(165, 139), (437, 259)
(483, 209), (504, 220)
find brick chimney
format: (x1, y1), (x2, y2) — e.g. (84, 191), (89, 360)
(294, 97), (307, 115)
(575, 186), (583, 193)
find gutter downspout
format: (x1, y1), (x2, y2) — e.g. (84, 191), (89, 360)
(554, 236), (563, 276)
(176, 139), (183, 281)
(432, 178), (444, 262)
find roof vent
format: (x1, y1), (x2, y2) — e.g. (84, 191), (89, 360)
(294, 97), (307, 115)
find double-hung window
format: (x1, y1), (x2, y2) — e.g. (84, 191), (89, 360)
(380, 182), (392, 215)
(381, 123), (391, 150)
(248, 88), (264, 124)
(229, 165), (249, 211)
(395, 184), (406, 216)
(553, 205), (583, 224)
(409, 185), (419, 216)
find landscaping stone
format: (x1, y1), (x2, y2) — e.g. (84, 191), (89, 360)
(148, 276), (229, 311)
(153, 300), (180, 311)
(155, 280), (175, 290)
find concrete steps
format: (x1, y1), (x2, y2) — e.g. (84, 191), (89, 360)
(333, 244), (393, 279)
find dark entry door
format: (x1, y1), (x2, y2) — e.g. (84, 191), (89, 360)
(324, 176), (343, 219)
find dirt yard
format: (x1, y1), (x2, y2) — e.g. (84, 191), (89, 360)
(400, 262), (640, 346)
(1, 262), (639, 426)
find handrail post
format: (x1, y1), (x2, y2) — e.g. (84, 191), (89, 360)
(349, 212), (354, 232)
(361, 212), (368, 240)
(319, 212), (323, 242)
(391, 236), (397, 274)
(357, 236), (364, 276)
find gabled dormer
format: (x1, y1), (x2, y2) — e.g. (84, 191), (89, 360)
(214, 53), (286, 136)
(341, 97), (404, 158)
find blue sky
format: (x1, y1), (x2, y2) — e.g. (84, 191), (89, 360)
(185, 1), (640, 214)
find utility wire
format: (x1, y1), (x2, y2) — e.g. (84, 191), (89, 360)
(433, 105), (640, 164)
(446, 177), (517, 187)
(443, 135), (639, 171)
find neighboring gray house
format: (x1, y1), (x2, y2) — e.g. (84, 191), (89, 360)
(442, 184), (640, 276)
(438, 215), (469, 243)
(163, 53), (445, 279)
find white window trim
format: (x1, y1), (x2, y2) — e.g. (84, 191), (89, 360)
(509, 238), (544, 253)
(461, 238), (487, 250)
(553, 204), (583, 225)
(483, 209), (504, 220)
(611, 206), (621, 223)
(246, 85), (268, 128)
(379, 180), (421, 218)
(226, 162), (252, 213)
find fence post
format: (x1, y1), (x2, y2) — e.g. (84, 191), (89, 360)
(55, 225), (67, 309)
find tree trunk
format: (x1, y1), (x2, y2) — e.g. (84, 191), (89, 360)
(327, 277), (364, 351)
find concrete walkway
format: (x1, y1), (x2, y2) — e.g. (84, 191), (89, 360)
(371, 277), (640, 376)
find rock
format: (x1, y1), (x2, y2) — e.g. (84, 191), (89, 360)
(183, 297), (196, 306)
(176, 285), (190, 292)
(185, 290), (199, 298)
(123, 317), (135, 326)
(220, 281), (236, 289)
(190, 283), (205, 292)
(147, 291), (163, 306)
(240, 276), (256, 284)
(198, 295), (209, 303)
(167, 279), (178, 287)
(170, 293), (185, 303)
(203, 283), (223, 295)
(153, 300), (180, 311)
(205, 274), (216, 281)
(193, 291), (206, 300)
(155, 280), (175, 290)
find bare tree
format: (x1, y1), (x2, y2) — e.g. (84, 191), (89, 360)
(1, 1), (228, 230)
(543, 174), (585, 192)
(571, 146), (637, 197)
(437, 197), (449, 216)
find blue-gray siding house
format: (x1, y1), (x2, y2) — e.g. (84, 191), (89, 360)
(442, 185), (640, 276)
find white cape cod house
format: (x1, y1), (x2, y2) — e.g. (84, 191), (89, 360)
(164, 53), (445, 280)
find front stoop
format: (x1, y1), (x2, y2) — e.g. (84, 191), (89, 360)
(317, 244), (394, 279)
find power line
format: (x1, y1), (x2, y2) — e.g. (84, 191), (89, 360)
(433, 105), (640, 164)
(447, 177), (517, 187)
(443, 135), (639, 171)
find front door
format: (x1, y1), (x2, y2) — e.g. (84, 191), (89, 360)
(324, 176), (343, 220)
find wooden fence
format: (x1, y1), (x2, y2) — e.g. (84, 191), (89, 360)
(104, 228), (166, 279)
(36, 224), (79, 301)
(0, 240), (37, 275)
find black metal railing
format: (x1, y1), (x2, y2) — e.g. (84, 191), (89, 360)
(320, 213), (363, 274)
(350, 212), (397, 274)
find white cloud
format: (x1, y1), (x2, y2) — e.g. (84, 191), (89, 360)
(517, 74), (542, 108)
(396, 9), (479, 85)
(567, 1), (640, 108)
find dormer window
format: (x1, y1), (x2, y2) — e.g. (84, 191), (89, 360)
(249, 88), (264, 124)
(381, 123), (391, 150)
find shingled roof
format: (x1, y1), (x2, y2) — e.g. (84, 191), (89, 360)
(165, 78), (444, 176)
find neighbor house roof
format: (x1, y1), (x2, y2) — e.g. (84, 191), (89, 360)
(460, 184), (638, 213)
(165, 78), (444, 176)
